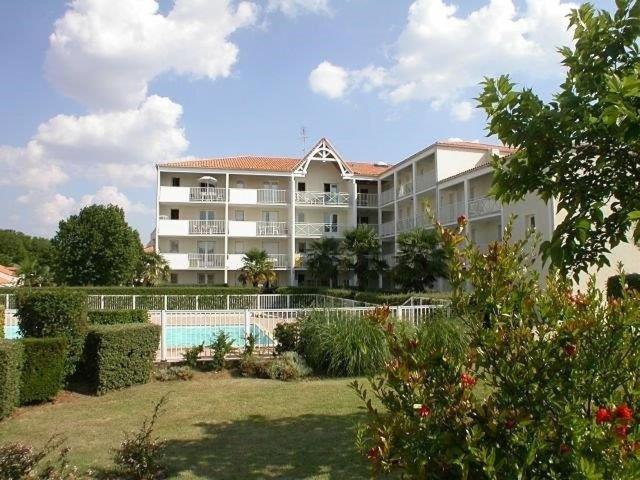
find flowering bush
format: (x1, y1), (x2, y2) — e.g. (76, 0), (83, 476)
(354, 217), (640, 479)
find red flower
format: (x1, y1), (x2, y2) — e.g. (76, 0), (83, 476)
(616, 404), (634, 422)
(457, 214), (468, 226)
(416, 404), (430, 418)
(564, 343), (577, 357)
(367, 447), (379, 460)
(505, 418), (517, 430)
(596, 407), (613, 424)
(615, 424), (630, 439)
(559, 444), (571, 455)
(460, 373), (477, 389)
(407, 339), (418, 350)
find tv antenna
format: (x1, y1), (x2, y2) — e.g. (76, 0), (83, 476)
(300, 126), (308, 154)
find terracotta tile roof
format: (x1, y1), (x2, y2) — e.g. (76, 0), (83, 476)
(346, 162), (391, 176)
(0, 265), (17, 276)
(160, 156), (302, 172)
(436, 140), (515, 155)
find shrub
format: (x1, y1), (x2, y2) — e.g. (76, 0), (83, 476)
(4, 286), (258, 296)
(153, 366), (193, 382)
(298, 308), (389, 376)
(267, 352), (311, 381)
(181, 343), (204, 368)
(87, 310), (148, 325)
(244, 333), (256, 357)
(354, 218), (640, 479)
(273, 322), (299, 355)
(113, 396), (167, 480)
(84, 323), (160, 395)
(20, 338), (67, 405)
(0, 305), (3, 338)
(238, 355), (269, 378)
(16, 290), (87, 378)
(0, 340), (23, 420)
(353, 291), (412, 305)
(607, 273), (640, 299)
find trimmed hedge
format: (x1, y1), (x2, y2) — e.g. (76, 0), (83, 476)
(0, 339), (24, 420)
(607, 273), (640, 299)
(19, 337), (67, 404)
(4, 286), (259, 296)
(88, 310), (148, 325)
(16, 289), (87, 378)
(84, 323), (160, 395)
(274, 287), (451, 306)
(0, 305), (3, 338)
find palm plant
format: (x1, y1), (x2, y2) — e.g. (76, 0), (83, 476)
(393, 227), (446, 291)
(136, 252), (171, 286)
(17, 257), (53, 287)
(341, 225), (386, 289)
(305, 238), (341, 287)
(238, 249), (276, 288)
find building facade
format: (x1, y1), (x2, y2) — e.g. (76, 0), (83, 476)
(155, 137), (638, 290)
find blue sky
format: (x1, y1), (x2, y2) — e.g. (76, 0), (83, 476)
(0, 0), (613, 240)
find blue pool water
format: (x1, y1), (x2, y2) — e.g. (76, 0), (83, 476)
(3, 325), (271, 347)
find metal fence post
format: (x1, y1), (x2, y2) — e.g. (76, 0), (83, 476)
(100, 295), (104, 310)
(132, 295), (137, 310)
(195, 295), (199, 311)
(163, 295), (168, 310)
(244, 309), (251, 341)
(286, 294), (291, 309)
(160, 310), (167, 362)
(226, 295), (230, 310)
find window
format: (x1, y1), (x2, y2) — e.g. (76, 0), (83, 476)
(298, 241), (306, 253)
(199, 210), (215, 220)
(359, 216), (370, 225)
(197, 241), (216, 255)
(170, 273), (178, 284)
(171, 177), (180, 187)
(170, 209), (179, 220)
(526, 214), (536, 230)
(169, 240), (179, 253)
(236, 180), (245, 188)
(235, 241), (244, 254)
(297, 182), (306, 192)
(197, 273), (216, 285)
(324, 183), (338, 193)
(235, 210), (245, 221)
(262, 211), (278, 222)
(296, 212), (305, 223)
(297, 272), (306, 286)
(263, 181), (278, 190)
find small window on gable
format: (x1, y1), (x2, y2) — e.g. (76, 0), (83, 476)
(298, 182), (306, 192)
(171, 177), (180, 187)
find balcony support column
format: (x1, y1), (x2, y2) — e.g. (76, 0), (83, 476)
(463, 179), (470, 220)
(348, 179), (357, 229)
(377, 180), (382, 228)
(289, 175), (296, 286)
(224, 173), (229, 285)
(412, 161), (418, 227)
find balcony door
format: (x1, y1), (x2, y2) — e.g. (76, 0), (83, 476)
(324, 213), (338, 233)
(262, 211), (278, 223)
(197, 241), (216, 255)
(199, 210), (215, 221)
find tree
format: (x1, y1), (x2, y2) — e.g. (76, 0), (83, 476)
(16, 257), (54, 287)
(305, 238), (341, 287)
(477, 1), (640, 277)
(135, 252), (170, 286)
(52, 205), (143, 286)
(341, 226), (386, 289)
(238, 249), (276, 288)
(0, 229), (53, 268)
(393, 228), (446, 291)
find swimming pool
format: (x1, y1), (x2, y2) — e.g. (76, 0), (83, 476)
(4, 326), (19, 339)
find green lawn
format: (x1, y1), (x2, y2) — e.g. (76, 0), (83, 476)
(0, 373), (370, 479)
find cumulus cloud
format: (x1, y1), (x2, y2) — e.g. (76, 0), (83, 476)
(309, 0), (577, 115)
(450, 101), (474, 121)
(268, 0), (331, 17)
(46, 0), (258, 110)
(308, 61), (349, 99)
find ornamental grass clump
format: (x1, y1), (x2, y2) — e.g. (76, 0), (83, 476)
(354, 216), (640, 479)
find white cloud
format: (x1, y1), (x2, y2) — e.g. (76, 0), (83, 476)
(309, 0), (577, 115)
(268, 0), (331, 17)
(451, 101), (474, 121)
(46, 0), (258, 110)
(308, 61), (349, 99)
(80, 186), (151, 214)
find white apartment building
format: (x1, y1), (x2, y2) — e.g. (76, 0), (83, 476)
(155, 137), (638, 290)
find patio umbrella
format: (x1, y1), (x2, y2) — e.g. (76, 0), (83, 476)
(198, 176), (217, 184)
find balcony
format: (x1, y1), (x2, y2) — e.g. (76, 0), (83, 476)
(356, 193), (378, 207)
(380, 221), (395, 237)
(268, 254), (289, 269)
(294, 253), (307, 268)
(295, 223), (345, 237)
(396, 217), (415, 233)
(357, 223), (378, 234)
(157, 219), (189, 236)
(257, 189), (288, 204)
(397, 183), (413, 198)
(383, 253), (397, 267)
(416, 172), (436, 192)
(468, 196), (501, 218)
(189, 187), (226, 202)
(189, 220), (225, 235)
(227, 221), (288, 237)
(380, 189), (394, 205)
(439, 201), (466, 225)
(295, 191), (349, 206)
(188, 253), (225, 269)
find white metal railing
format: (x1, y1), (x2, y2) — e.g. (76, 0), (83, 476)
(256, 221), (288, 236)
(294, 253), (307, 268)
(380, 221), (395, 237)
(468, 196), (501, 218)
(357, 223), (378, 234)
(295, 223), (344, 237)
(396, 217), (415, 233)
(189, 219), (226, 235)
(439, 200), (466, 224)
(356, 193), (378, 207)
(189, 187), (226, 202)
(397, 183), (413, 198)
(267, 254), (289, 269)
(188, 253), (225, 269)
(295, 191), (350, 206)
(416, 172), (436, 191)
(381, 189), (394, 205)
(257, 189), (288, 204)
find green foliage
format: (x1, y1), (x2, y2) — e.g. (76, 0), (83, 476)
(0, 306), (3, 339)
(244, 333), (256, 357)
(16, 290), (87, 379)
(52, 204), (143, 286)
(153, 366), (193, 382)
(355, 217), (640, 478)
(393, 227), (447, 291)
(298, 308), (390, 376)
(181, 343), (204, 368)
(4, 286), (259, 295)
(19, 338), (67, 405)
(305, 238), (341, 287)
(134, 252), (171, 287)
(273, 322), (299, 355)
(208, 332), (233, 371)
(83, 323), (160, 395)
(87, 310), (148, 325)
(0, 340), (23, 420)
(267, 352), (311, 381)
(238, 355), (270, 378)
(0, 229), (53, 270)
(477, 1), (640, 276)
(341, 226), (386, 289)
(16, 257), (54, 287)
(113, 395), (168, 480)
(238, 249), (277, 288)
(607, 273), (640, 299)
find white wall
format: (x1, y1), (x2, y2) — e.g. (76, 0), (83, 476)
(436, 148), (487, 181)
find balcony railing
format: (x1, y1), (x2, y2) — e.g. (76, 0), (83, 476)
(416, 172), (436, 191)
(380, 189), (394, 205)
(397, 183), (413, 198)
(295, 253), (307, 268)
(188, 253), (225, 269)
(380, 221), (395, 237)
(468, 196), (501, 218)
(295, 191), (349, 206)
(268, 254), (289, 269)
(357, 223), (378, 234)
(439, 201), (466, 225)
(189, 187), (226, 202)
(257, 189), (288, 204)
(295, 223), (344, 237)
(356, 193), (378, 207)
(396, 217), (415, 233)
(188, 220), (226, 235)
(256, 221), (288, 236)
